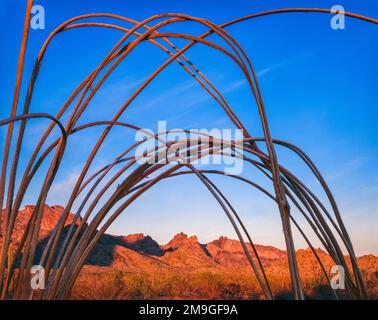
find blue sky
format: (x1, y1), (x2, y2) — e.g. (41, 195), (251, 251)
(0, 0), (377, 255)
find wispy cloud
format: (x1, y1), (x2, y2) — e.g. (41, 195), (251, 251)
(139, 80), (197, 111)
(257, 62), (286, 77)
(96, 76), (147, 103)
(223, 79), (247, 93)
(130, 77), (247, 125)
(48, 171), (81, 205)
(328, 154), (373, 181)
(256, 52), (315, 78)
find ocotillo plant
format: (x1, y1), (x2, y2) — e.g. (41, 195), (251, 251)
(0, 2), (376, 300)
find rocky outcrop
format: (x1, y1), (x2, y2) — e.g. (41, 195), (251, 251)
(1, 205), (80, 242)
(122, 233), (163, 256)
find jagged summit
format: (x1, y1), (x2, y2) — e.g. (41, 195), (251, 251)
(163, 232), (199, 249)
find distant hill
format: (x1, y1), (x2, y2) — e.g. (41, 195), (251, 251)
(1, 205), (377, 299)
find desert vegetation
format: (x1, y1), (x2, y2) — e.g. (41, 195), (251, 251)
(70, 268), (378, 300)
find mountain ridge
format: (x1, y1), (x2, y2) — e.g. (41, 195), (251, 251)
(2, 205), (377, 264)
(2, 205), (377, 299)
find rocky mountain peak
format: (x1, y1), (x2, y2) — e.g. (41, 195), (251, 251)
(122, 233), (162, 256)
(164, 232), (199, 249)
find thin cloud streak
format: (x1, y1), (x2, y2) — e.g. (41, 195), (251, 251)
(256, 52), (315, 78)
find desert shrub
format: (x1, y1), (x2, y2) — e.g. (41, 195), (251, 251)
(188, 271), (224, 299)
(71, 268), (126, 299)
(219, 283), (243, 299)
(123, 274), (155, 299)
(363, 270), (378, 299)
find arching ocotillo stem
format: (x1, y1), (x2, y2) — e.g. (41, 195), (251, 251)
(0, 0), (34, 293)
(0, 112), (67, 298)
